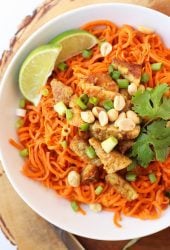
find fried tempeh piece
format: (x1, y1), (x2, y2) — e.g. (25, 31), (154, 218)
(70, 135), (101, 167)
(112, 59), (142, 86)
(106, 173), (138, 201)
(87, 73), (119, 92)
(51, 79), (73, 105)
(80, 82), (118, 102)
(81, 164), (99, 184)
(89, 137), (132, 173)
(90, 122), (140, 141)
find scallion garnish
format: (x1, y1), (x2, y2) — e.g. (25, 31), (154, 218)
(148, 173), (157, 183)
(151, 62), (162, 71)
(57, 62), (68, 71)
(117, 79), (129, 88)
(103, 100), (113, 111)
(95, 186), (103, 195)
(85, 146), (96, 159)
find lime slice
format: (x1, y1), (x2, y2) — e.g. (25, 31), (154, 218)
(50, 29), (98, 63)
(19, 44), (62, 105)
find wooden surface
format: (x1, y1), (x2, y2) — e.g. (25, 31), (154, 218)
(0, 0), (170, 249)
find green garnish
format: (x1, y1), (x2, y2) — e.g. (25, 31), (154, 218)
(19, 98), (26, 108)
(103, 100), (113, 111)
(151, 62), (162, 71)
(19, 148), (29, 157)
(16, 119), (24, 129)
(127, 160), (137, 171)
(76, 98), (87, 110)
(79, 123), (90, 132)
(101, 136), (118, 153)
(148, 173), (157, 183)
(89, 96), (99, 105)
(125, 172), (137, 182)
(41, 88), (49, 96)
(60, 140), (67, 149)
(85, 146), (96, 159)
(141, 72), (150, 83)
(66, 109), (73, 121)
(57, 62), (68, 71)
(95, 186), (103, 195)
(108, 64), (114, 75)
(80, 94), (89, 104)
(117, 79), (129, 88)
(131, 120), (170, 167)
(111, 70), (121, 80)
(132, 83), (170, 120)
(70, 201), (79, 212)
(82, 49), (92, 58)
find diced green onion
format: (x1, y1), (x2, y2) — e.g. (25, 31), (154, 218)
(19, 98), (26, 108)
(76, 98), (87, 110)
(151, 62), (162, 71)
(66, 109), (73, 121)
(82, 49), (92, 58)
(108, 64), (114, 75)
(42, 88), (49, 96)
(141, 72), (150, 83)
(19, 148), (29, 157)
(79, 123), (90, 132)
(101, 136), (118, 153)
(103, 100), (114, 111)
(111, 70), (121, 80)
(126, 172), (137, 182)
(165, 191), (170, 198)
(85, 146), (96, 159)
(60, 140), (67, 149)
(148, 173), (157, 183)
(95, 185), (103, 195)
(54, 101), (67, 116)
(70, 201), (79, 212)
(89, 96), (99, 106)
(117, 79), (129, 88)
(127, 161), (137, 171)
(16, 119), (24, 129)
(57, 62), (68, 71)
(80, 94), (89, 104)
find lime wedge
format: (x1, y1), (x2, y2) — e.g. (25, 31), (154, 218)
(50, 29), (98, 63)
(19, 44), (62, 105)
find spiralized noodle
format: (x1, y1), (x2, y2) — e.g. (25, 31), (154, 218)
(12, 20), (170, 226)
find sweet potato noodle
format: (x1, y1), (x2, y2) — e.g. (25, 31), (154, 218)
(11, 20), (170, 227)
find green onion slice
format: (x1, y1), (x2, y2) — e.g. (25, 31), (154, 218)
(95, 185), (103, 195)
(103, 100), (113, 111)
(148, 173), (157, 183)
(19, 148), (29, 157)
(79, 123), (90, 132)
(82, 49), (92, 58)
(117, 79), (129, 88)
(57, 62), (68, 71)
(70, 201), (79, 212)
(126, 172), (137, 182)
(85, 146), (96, 159)
(151, 62), (162, 71)
(141, 72), (150, 83)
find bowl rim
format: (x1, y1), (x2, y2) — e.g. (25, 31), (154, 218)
(0, 2), (170, 241)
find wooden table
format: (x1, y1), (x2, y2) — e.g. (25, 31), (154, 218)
(0, 1), (170, 249)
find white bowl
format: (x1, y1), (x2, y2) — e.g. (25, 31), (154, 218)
(0, 3), (170, 240)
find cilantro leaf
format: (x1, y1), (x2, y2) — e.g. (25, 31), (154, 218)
(131, 120), (170, 167)
(132, 83), (170, 120)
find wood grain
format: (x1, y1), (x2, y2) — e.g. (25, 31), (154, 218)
(0, 0), (170, 249)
